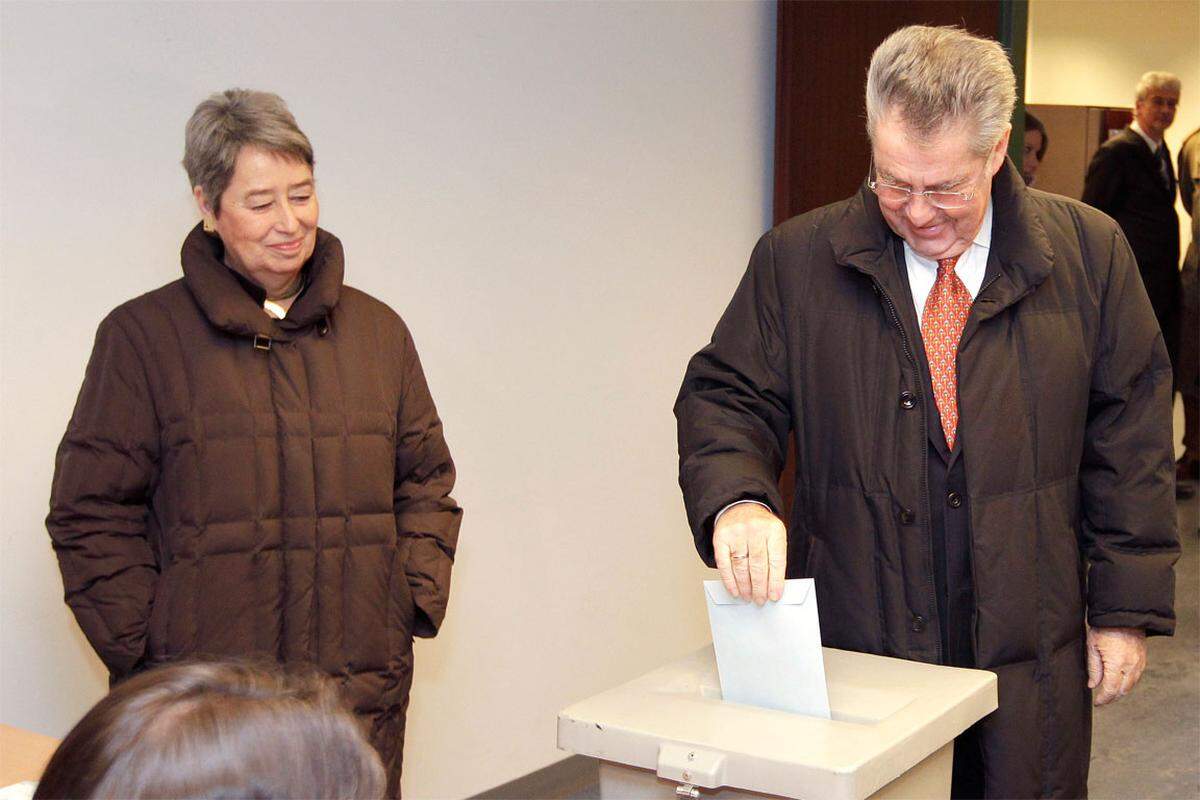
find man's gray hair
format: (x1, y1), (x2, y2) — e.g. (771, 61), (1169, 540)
(1135, 71), (1181, 101)
(865, 25), (1016, 155)
(183, 89), (314, 216)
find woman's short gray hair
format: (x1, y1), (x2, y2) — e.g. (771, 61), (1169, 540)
(183, 89), (314, 215)
(1135, 71), (1181, 101)
(865, 25), (1016, 156)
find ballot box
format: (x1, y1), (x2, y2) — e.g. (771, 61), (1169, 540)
(557, 645), (997, 800)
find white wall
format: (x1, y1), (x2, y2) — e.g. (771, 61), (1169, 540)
(0, 2), (775, 797)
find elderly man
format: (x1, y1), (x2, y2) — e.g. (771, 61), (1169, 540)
(676, 26), (1178, 799)
(1083, 73), (1182, 385)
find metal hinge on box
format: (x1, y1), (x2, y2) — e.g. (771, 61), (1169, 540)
(658, 744), (726, 790)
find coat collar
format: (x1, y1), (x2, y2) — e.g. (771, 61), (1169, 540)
(181, 223), (344, 339)
(830, 157), (1055, 321)
(1129, 120), (1162, 152)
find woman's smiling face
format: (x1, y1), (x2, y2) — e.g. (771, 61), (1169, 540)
(196, 145), (319, 292)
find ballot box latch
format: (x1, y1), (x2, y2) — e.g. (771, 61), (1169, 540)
(658, 744), (726, 790)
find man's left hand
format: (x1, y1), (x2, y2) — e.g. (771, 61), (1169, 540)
(1086, 626), (1147, 706)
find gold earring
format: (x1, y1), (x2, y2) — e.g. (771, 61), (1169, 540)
(202, 217), (216, 234)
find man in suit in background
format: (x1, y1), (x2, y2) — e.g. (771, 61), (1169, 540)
(1083, 72), (1182, 382)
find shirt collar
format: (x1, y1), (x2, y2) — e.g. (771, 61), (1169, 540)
(1131, 120), (1162, 150)
(974, 198), (993, 251)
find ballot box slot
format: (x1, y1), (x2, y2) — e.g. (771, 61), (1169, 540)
(826, 682), (916, 724)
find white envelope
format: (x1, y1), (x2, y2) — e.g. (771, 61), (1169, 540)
(704, 578), (831, 718)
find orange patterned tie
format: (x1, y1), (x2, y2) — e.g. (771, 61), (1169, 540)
(921, 256), (972, 450)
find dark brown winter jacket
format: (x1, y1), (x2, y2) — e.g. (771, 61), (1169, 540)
(47, 224), (462, 792)
(676, 160), (1179, 798)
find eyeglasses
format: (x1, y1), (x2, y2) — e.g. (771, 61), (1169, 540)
(867, 160), (980, 210)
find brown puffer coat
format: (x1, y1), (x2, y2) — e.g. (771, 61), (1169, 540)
(47, 224), (462, 795)
(676, 160), (1178, 798)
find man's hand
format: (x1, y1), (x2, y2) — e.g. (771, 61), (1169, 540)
(713, 503), (787, 605)
(1086, 625), (1147, 706)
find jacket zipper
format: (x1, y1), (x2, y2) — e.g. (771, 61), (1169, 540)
(958, 270), (1003, 662)
(873, 279), (941, 664)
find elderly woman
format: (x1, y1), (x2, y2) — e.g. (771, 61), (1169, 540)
(46, 89), (461, 796)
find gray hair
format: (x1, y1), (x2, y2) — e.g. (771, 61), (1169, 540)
(1135, 71), (1181, 101)
(865, 25), (1016, 155)
(183, 89), (314, 216)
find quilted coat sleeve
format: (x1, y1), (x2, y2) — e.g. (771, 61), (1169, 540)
(674, 232), (792, 567)
(394, 322), (462, 638)
(1079, 227), (1179, 635)
(46, 311), (160, 677)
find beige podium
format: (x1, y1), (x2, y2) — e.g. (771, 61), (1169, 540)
(557, 646), (997, 800)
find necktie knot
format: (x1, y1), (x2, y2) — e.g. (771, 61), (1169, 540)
(937, 255), (960, 273)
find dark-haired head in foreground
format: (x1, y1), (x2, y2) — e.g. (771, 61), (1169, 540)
(34, 662), (386, 800)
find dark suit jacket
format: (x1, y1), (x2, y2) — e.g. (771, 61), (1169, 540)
(1082, 127), (1180, 342)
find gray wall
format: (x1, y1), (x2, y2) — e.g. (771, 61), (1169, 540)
(0, 2), (775, 797)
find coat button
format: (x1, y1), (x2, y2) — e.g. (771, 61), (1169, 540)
(911, 615), (927, 633)
(947, 492), (963, 509)
(899, 391), (916, 410)
(897, 507), (915, 525)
